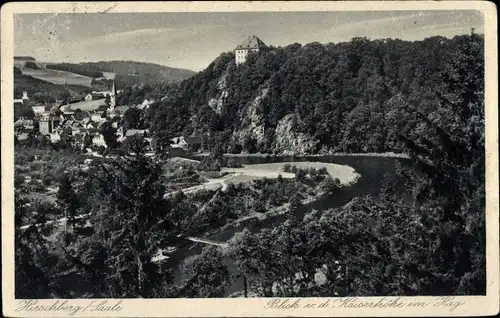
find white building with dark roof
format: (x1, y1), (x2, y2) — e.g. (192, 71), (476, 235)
(235, 35), (267, 65)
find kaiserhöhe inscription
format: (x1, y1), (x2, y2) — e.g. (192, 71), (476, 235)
(265, 296), (465, 312)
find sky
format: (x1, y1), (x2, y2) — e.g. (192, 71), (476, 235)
(14, 11), (483, 71)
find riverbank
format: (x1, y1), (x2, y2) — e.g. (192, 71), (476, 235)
(168, 161), (360, 199)
(195, 152), (410, 159)
(233, 162), (360, 185)
(203, 161), (361, 238)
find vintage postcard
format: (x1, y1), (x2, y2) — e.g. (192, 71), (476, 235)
(1, 1), (498, 317)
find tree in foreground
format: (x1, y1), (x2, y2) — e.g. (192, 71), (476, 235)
(62, 152), (179, 297)
(178, 246), (231, 297)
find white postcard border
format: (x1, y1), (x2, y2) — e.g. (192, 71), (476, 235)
(2, 2), (498, 317)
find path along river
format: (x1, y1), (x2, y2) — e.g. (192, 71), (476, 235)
(167, 155), (410, 296)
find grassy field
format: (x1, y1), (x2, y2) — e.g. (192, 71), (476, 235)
(223, 174), (261, 185)
(222, 161), (360, 186)
(101, 72), (116, 79)
(20, 68), (93, 87)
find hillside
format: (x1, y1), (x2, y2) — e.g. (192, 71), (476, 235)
(47, 61), (196, 86)
(19, 67), (93, 87)
(14, 67), (92, 102)
(147, 33), (483, 155)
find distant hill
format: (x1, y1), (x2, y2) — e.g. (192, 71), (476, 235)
(24, 61), (40, 69)
(14, 56), (36, 61)
(46, 63), (104, 78)
(46, 60), (196, 86)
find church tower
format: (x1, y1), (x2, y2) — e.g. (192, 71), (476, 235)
(109, 80), (117, 111)
(22, 91), (30, 108)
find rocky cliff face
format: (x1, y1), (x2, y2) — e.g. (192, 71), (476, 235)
(272, 114), (319, 155)
(232, 85), (269, 145)
(206, 69), (322, 155)
(208, 66), (231, 115)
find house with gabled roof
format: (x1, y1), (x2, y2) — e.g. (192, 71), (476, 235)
(235, 35), (267, 65)
(170, 135), (202, 152)
(92, 134), (107, 148)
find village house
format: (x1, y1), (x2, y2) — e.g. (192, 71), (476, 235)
(170, 135), (202, 152)
(137, 99), (155, 110)
(109, 105), (131, 118)
(91, 105), (109, 122)
(14, 117), (34, 131)
(14, 117), (34, 141)
(32, 105), (51, 115)
(92, 134), (107, 148)
(84, 92), (108, 101)
(16, 132), (30, 142)
(125, 129), (148, 138)
(59, 105), (75, 115)
(49, 131), (61, 143)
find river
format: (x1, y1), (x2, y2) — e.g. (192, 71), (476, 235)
(167, 155), (409, 296)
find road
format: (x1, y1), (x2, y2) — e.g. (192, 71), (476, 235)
(164, 173), (236, 197)
(185, 236), (229, 248)
(19, 213), (91, 230)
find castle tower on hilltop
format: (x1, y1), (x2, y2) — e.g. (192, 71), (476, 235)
(235, 35), (267, 65)
(22, 91), (30, 107)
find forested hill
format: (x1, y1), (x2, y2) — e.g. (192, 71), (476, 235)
(148, 33), (484, 155)
(47, 61), (197, 86)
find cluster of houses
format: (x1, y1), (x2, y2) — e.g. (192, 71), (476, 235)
(14, 81), (201, 154)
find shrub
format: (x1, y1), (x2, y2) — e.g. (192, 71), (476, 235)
(321, 175), (341, 193)
(283, 163), (292, 172)
(253, 200), (266, 213)
(309, 168), (318, 178)
(29, 162), (42, 171)
(295, 169), (306, 182)
(226, 158), (242, 168)
(41, 175), (53, 186)
(14, 174), (25, 188)
(30, 171), (42, 179)
(318, 167), (328, 175)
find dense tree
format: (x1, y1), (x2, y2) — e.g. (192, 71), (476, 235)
(146, 34), (483, 156)
(227, 30), (486, 297)
(57, 173), (80, 233)
(394, 30), (486, 294)
(14, 106), (35, 120)
(122, 135), (149, 155)
(24, 61), (39, 69)
(122, 108), (144, 130)
(65, 153), (180, 297)
(15, 194), (70, 298)
(178, 247), (231, 297)
(46, 63), (104, 78)
(99, 121), (119, 149)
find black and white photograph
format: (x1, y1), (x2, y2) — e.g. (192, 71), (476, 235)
(1, 1), (498, 317)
